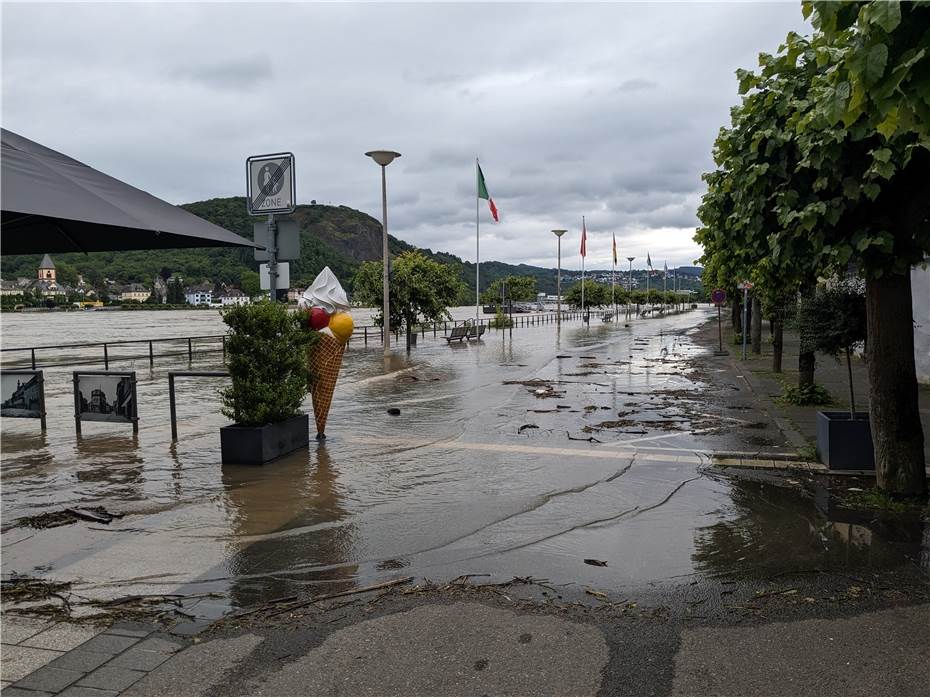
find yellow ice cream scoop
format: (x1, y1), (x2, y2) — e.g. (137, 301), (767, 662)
(328, 311), (354, 343)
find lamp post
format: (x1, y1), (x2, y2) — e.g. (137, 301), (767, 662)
(627, 257), (635, 318)
(364, 150), (401, 357)
(552, 230), (567, 323)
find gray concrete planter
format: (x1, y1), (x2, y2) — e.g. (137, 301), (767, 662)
(220, 414), (309, 465)
(816, 411), (874, 470)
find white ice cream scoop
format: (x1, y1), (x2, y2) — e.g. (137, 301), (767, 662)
(302, 266), (350, 314)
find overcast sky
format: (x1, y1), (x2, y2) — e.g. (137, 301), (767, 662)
(2, 2), (808, 271)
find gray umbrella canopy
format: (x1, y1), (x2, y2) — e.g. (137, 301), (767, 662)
(1, 129), (257, 255)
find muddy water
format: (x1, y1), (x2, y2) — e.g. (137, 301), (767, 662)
(1, 308), (927, 615)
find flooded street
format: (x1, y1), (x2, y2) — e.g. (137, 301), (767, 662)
(2, 308), (927, 621)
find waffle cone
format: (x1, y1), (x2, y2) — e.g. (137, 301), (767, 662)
(307, 334), (346, 436)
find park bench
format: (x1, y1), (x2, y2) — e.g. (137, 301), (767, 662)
(466, 325), (486, 341)
(445, 325), (469, 343)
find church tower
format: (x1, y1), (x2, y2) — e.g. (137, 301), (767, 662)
(38, 254), (56, 281)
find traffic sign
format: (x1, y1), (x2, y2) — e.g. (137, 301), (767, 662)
(260, 262), (289, 290)
(253, 220), (300, 261)
(711, 288), (727, 305)
(737, 280), (754, 290)
(246, 152), (296, 215)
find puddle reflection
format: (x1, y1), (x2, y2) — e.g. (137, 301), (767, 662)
(222, 445), (357, 606)
(693, 478), (928, 578)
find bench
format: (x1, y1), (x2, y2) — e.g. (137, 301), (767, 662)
(466, 325), (486, 341)
(445, 325), (469, 343)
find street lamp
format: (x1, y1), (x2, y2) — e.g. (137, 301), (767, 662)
(365, 150), (401, 357)
(552, 230), (567, 322)
(627, 257), (635, 318)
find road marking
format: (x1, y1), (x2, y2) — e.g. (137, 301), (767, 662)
(345, 435), (703, 464)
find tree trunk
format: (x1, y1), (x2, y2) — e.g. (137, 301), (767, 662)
(798, 283), (815, 388)
(751, 296), (762, 354)
(772, 314), (783, 373)
(731, 299), (742, 334)
(865, 273), (926, 498)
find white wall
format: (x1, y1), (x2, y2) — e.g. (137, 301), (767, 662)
(912, 265), (930, 384)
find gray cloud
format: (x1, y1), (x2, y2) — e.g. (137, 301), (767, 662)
(615, 78), (658, 92)
(174, 55), (273, 90)
(1, 2), (809, 270)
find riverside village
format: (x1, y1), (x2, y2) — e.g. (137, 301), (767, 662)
(1, 3), (928, 696)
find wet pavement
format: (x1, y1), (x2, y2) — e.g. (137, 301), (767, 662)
(2, 308), (928, 628)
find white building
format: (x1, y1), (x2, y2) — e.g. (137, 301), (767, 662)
(218, 289), (249, 306)
(185, 284), (213, 306)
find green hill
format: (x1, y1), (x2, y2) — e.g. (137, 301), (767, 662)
(0, 197), (562, 301)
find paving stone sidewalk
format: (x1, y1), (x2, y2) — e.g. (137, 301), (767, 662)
(699, 317), (930, 463)
(2, 617), (185, 696)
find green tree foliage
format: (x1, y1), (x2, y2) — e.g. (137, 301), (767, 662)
(695, 1), (929, 495)
(221, 302), (317, 427)
(480, 275), (537, 304)
(240, 270), (261, 298)
(352, 251), (464, 336)
(563, 279), (611, 308)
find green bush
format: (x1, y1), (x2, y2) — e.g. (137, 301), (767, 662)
(489, 308), (513, 328)
(778, 383), (832, 406)
(221, 301), (317, 427)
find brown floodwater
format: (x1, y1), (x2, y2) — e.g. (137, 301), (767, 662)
(1, 308), (927, 618)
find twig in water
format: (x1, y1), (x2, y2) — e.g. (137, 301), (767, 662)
(266, 577), (414, 617)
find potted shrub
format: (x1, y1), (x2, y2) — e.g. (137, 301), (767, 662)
(220, 301), (317, 465)
(800, 284), (873, 470)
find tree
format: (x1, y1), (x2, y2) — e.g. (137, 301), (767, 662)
(796, 0), (929, 496)
(697, 1), (929, 496)
(696, 29), (827, 382)
(352, 251), (463, 349)
(563, 279), (610, 308)
(480, 275), (537, 304)
(167, 278), (186, 304)
(799, 283), (867, 418)
(240, 270), (261, 299)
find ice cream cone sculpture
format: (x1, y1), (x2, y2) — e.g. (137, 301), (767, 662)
(300, 267), (354, 439)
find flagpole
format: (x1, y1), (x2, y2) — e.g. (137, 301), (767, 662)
(475, 157), (480, 325)
(646, 255), (650, 311)
(663, 262), (667, 314)
(580, 216), (585, 319)
(611, 248), (616, 321)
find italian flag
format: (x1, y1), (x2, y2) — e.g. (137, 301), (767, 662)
(477, 164), (499, 222)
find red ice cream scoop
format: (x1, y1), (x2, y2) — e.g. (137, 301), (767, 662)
(309, 306), (331, 330)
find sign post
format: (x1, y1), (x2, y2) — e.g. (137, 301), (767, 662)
(737, 281), (754, 360)
(247, 153), (296, 301)
(711, 288), (728, 356)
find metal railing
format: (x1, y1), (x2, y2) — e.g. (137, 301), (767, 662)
(349, 311), (585, 346)
(168, 371), (229, 441)
(1, 335), (227, 370)
(0, 312), (589, 369)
